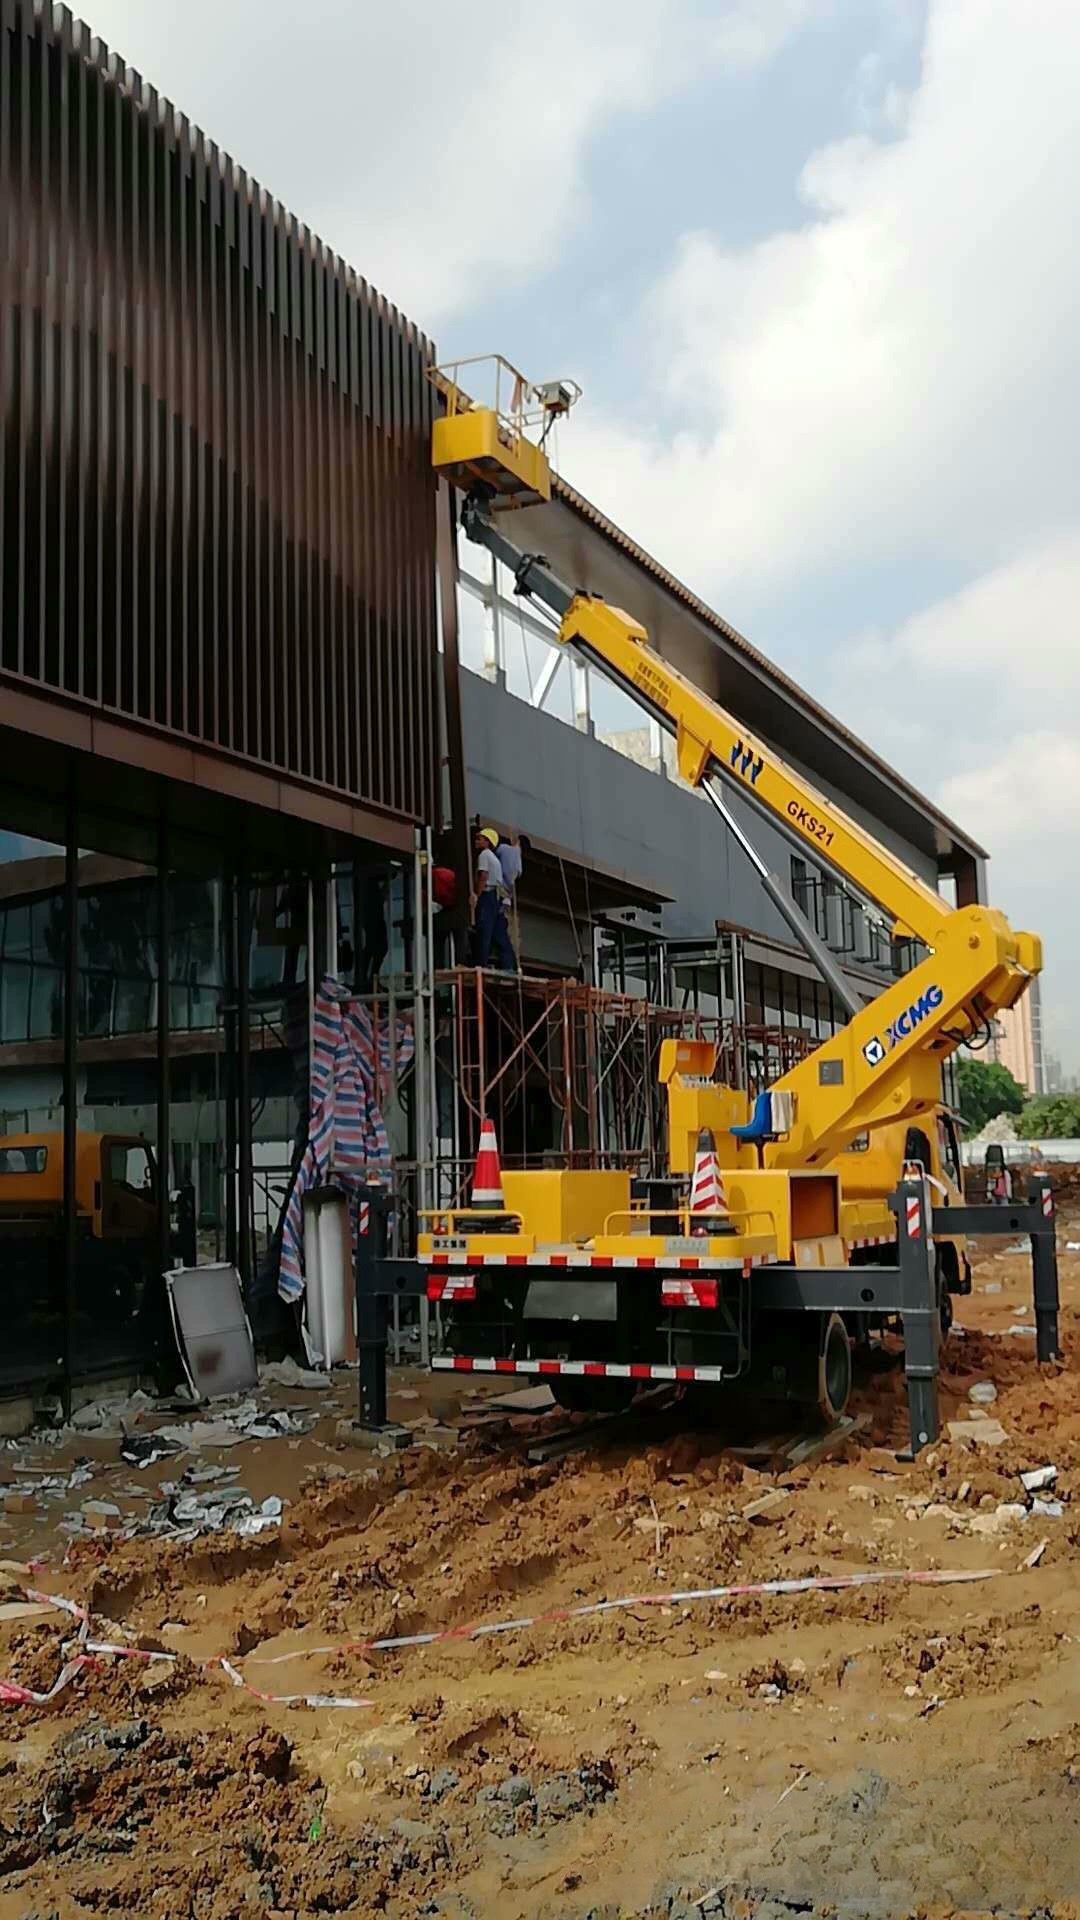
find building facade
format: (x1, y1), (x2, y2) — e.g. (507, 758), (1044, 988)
(1, 3), (995, 1415)
(0, 3), (445, 1405)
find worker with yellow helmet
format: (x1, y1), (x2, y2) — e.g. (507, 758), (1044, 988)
(472, 825), (516, 970)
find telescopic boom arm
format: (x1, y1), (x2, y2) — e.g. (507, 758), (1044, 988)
(459, 494), (1040, 1166)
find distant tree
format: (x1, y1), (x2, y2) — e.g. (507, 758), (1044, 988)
(956, 1058), (1026, 1132)
(1018, 1092), (1080, 1140)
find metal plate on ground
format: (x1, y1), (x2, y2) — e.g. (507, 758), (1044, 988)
(166, 1263), (258, 1400)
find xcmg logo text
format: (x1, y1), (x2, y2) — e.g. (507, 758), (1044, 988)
(862, 983), (944, 1069)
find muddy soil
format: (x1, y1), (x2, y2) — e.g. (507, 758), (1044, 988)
(0, 1233), (1078, 1919)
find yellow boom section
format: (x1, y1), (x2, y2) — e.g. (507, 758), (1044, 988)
(562, 597), (951, 948)
(560, 597), (1039, 1165)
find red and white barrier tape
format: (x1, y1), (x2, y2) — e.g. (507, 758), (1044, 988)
(333, 1565), (997, 1655)
(0, 1566), (1002, 1712)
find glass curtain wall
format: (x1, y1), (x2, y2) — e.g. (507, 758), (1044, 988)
(0, 767), (246, 1402)
(0, 747), (413, 1403)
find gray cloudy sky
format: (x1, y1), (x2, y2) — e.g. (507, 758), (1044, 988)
(87, 0), (1080, 1071)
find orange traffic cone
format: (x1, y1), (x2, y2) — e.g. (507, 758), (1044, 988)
(471, 1117), (505, 1210)
(690, 1127), (726, 1234)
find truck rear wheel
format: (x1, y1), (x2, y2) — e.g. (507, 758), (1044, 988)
(735, 1309), (853, 1427)
(816, 1311), (853, 1424)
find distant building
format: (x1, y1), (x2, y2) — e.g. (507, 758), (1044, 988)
(992, 978), (1044, 1096)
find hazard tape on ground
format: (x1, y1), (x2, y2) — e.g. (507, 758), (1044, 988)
(0, 1566), (1003, 1711)
(333, 1565), (998, 1656)
(0, 1595), (373, 1713)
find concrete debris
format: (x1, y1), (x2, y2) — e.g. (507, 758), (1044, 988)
(260, 1357), (334, 1391)
(3, 1490), (39, 1516)
(968, 1381), (998, 1405)
(424, 1768), (460, 1803)
(236, 1496), (285, 1537)
(946, 1418), (1008, 1448)
(80, 1500), (122, 1533)
(69, 1389), (158, 1433)
(1029, 1497), (1064, 1519)
(120, 1436), (182, 1469)
(1020, 1465), (1058, 1492)
(2, 1462), (94, 1509)
(154, 1401), (314, 1451)
(56, 1479), (288, 1544)
(968, 1503), (1026, 1536)
(742, 1488), (791, 1522)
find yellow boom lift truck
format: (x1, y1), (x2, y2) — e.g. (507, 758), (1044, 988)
(356, 360), (1061, 1457)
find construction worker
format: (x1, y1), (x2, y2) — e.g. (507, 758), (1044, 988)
(472, 826), (516, 971)
(496, 831), (527, 966)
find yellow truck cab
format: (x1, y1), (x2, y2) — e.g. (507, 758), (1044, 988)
(0, 1131), (156, 1240)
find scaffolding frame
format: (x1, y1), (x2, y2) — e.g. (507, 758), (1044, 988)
(313, 843), (824, 1273)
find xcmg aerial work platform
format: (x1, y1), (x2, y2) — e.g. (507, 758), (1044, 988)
(356, 357), (1061, 1458)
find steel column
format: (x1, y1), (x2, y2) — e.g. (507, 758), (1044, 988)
(156, 800), (171, 1300)
(894, 1174), (940, 1453)
(236, 846), (253, 1294)
(60, 770), (79, 1415)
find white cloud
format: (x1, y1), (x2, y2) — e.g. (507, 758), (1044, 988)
(566, 0), (1080, 616)
(943, 731), (1080, 1076)
(80, 0), (817, 324)
(824, 532), (1080, 1070)
(559, 0), (1080, 1066)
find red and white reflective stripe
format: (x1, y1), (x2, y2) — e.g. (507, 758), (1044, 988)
(421, 1250), (774, 1272)
(426, 1275), (477, 1304)
(660, 1276), (719, 1309)
(846, 1234), (894, 1250)
(690, 1150), (726, 1216)
(431, 1355), (727, 1383)
(1042, 1188), (1055, 1218)
(905, 1194), (922, 1240)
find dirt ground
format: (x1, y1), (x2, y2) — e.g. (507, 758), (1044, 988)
(1, 1229), (1079, 1920)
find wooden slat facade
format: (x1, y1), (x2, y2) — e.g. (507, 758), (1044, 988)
(0, 2), (440, 838)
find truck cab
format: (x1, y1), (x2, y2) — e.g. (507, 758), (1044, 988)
(0, 1131), (157, 1240)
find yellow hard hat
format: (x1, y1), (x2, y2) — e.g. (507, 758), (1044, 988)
(479, 826), (500, 849)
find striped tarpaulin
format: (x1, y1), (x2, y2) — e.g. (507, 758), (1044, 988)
(278, 979), (413, 1304)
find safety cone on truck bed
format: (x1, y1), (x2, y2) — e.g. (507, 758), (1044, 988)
(471, 1117), (505, 1210)
(690, 1127), (727, 1234)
